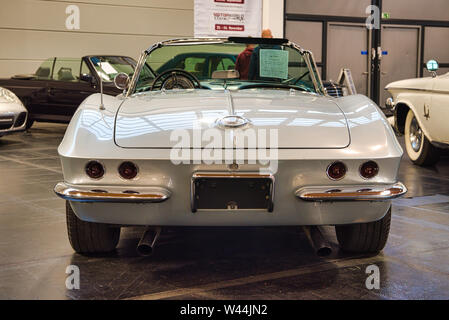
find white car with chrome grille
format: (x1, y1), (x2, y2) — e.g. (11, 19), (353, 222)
(54, 37), (406, 256)
(386, 60), (449, 166)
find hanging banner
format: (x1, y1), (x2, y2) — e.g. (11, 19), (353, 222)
(194, 0), (262, 37)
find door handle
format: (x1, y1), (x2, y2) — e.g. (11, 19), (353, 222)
(381, 71), (387, 75)
(362, 72), (369, 75)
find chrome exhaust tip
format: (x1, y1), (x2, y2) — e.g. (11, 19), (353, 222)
(137, 227), (161, 257)
(302, 226), (333, 257)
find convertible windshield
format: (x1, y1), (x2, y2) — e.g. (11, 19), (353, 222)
(134, 40), (319, 93)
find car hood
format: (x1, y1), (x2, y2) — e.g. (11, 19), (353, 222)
(114, 89), (350, 149)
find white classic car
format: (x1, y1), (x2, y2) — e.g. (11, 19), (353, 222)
(55, 37), (406, 256)
(0, 87), (28, 137)
(386, 60), (449, 166)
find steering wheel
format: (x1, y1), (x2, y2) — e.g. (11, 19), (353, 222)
(150, 68), (201, 91)
(283, 70), (310, 86)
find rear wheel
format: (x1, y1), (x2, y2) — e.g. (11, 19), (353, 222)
(66, 201), (120, 254)
(404, 109), (440, 166)
(336, 207), (391, 253)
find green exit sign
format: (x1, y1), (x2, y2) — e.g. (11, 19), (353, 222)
(382, 12), (391, 19)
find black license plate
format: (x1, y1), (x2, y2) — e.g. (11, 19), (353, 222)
(191, 176), (274, 212)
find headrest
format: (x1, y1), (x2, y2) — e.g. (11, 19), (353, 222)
(194, 62), (205, 72)
(36, 67), (50, 78)
(58, 68), (75, 81)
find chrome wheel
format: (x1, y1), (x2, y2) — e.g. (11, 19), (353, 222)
(409, 116), (423, 152)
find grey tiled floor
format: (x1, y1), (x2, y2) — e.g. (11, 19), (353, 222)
(0, 123), (448, 299)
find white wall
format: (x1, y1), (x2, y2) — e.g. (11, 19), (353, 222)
(0, 0), (285, 78)
(263, 0), (284, 38)
(0, 0), (194, 77)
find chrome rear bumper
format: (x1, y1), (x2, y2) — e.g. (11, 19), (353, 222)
(54, 182), (170, 203)
(295, 182), (407, 201)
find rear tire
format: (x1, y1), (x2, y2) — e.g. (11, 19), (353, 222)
(336, 207), (391, 253)
(66, 201), (120, 254)
(404, 109), (440, 166)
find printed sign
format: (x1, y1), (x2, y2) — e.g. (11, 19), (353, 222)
(337, 68), (357, 95)
(259, 49), (289, 79)
(194, 0), (262, 37)
(99, 62), (117, 75)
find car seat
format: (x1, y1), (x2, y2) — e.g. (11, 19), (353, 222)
(57, 67), (75, 81)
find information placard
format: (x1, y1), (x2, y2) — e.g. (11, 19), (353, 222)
(259, 49), (289, 79)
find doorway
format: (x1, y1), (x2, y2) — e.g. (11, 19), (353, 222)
(379, 25), (421, 104)
(326, 23), (370, 96)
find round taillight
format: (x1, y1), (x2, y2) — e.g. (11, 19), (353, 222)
(360, 161), (379, 179)
(327, 161), (347, 180)
(118, 161), (138, 179)
(85, 161), (104, 179)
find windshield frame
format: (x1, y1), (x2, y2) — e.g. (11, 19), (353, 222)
(126, 38), (326, 97)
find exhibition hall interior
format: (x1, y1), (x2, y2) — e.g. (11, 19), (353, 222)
(0, 0), (448, 302)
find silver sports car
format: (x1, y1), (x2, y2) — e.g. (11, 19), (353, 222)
(0, 87), (28, 137)
(55, 37), (406, 256)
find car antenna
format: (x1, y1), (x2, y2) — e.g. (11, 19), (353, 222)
(99, 57), (105, 110)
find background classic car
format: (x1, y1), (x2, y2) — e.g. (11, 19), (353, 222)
(54, 37), (406, 257)
(386, 61), (449, 166)
(0, 87), (28, 137)
(0, 55), (142, 128)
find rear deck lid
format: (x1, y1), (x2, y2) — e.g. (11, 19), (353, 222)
(114, 90), (350, 149)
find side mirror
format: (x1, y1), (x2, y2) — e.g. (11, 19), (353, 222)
(114, 72), (130, 90)
(426, 60), (439, 77)
(80, 73), (93, 83)
(211, 70), (239, 79)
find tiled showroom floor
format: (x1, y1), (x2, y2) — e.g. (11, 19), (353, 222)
(0, 123), (448, 299)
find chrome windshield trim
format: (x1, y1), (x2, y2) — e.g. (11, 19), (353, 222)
(126, 50), (147, 97)
(295, 182), (407, 201)
(129, 38), (322, 96)
(54, 182), (170, 203)
(303, 50), (325, 95)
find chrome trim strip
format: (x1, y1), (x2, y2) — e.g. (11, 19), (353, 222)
(127, 50), (148, 97)
(308, 50), (326, 95)
(386, 87), (449, 95)
(54, 182), (170, 203)
(295, 182), (407, 201)
(128, 38), (320, 96)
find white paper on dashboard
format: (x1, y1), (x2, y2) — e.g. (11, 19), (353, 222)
(99, 62), (117, 75)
